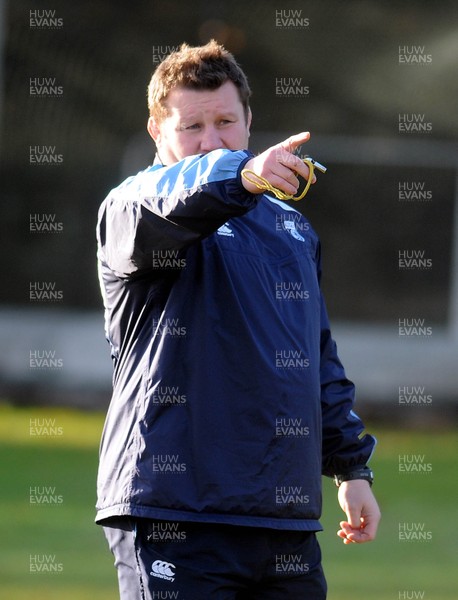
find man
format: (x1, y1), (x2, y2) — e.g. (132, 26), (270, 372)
(96, 40), (380, 599)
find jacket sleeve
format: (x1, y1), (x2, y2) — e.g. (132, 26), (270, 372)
(97, 149), (258, 278)
(317, 243), (376, 477)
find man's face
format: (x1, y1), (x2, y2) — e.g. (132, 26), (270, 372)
(148, 80), (252, 165)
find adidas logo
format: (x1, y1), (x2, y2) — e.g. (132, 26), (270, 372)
(216, 223), (234, 237)
(283, 219), (305, 242)
(150, 560), (176, 582)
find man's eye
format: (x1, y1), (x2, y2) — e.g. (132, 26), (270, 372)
(219, 119), (233, 126)
(186, 123), (200, 130)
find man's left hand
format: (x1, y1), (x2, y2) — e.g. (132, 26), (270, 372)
(337, 479), (381, 544)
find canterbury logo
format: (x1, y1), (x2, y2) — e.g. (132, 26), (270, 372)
(150, 560), (176, 582)
(216, 223), (234, 237)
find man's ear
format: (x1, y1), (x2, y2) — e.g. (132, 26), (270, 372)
(246, 107), (252, 137)
(147, 117), (160, 142)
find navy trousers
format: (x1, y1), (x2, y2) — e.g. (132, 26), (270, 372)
(103, 518), (327, 599)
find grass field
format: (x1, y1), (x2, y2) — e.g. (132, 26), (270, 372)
(1, 402), (457, 599)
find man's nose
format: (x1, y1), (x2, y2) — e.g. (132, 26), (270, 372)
(199, 127), (223, 153)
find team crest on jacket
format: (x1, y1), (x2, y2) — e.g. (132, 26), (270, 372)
(283, 219), (305, 242)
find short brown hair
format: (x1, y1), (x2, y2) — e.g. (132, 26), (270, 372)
(147, 40), (251, 122)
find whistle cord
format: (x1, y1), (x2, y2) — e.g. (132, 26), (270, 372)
(241, 157), (325, 202)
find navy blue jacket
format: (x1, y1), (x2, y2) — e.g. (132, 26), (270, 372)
(96, 148), (375, 530)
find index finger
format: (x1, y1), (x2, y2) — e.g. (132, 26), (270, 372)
(276, 132), (313, 180)
(279, 131), (311, 153)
